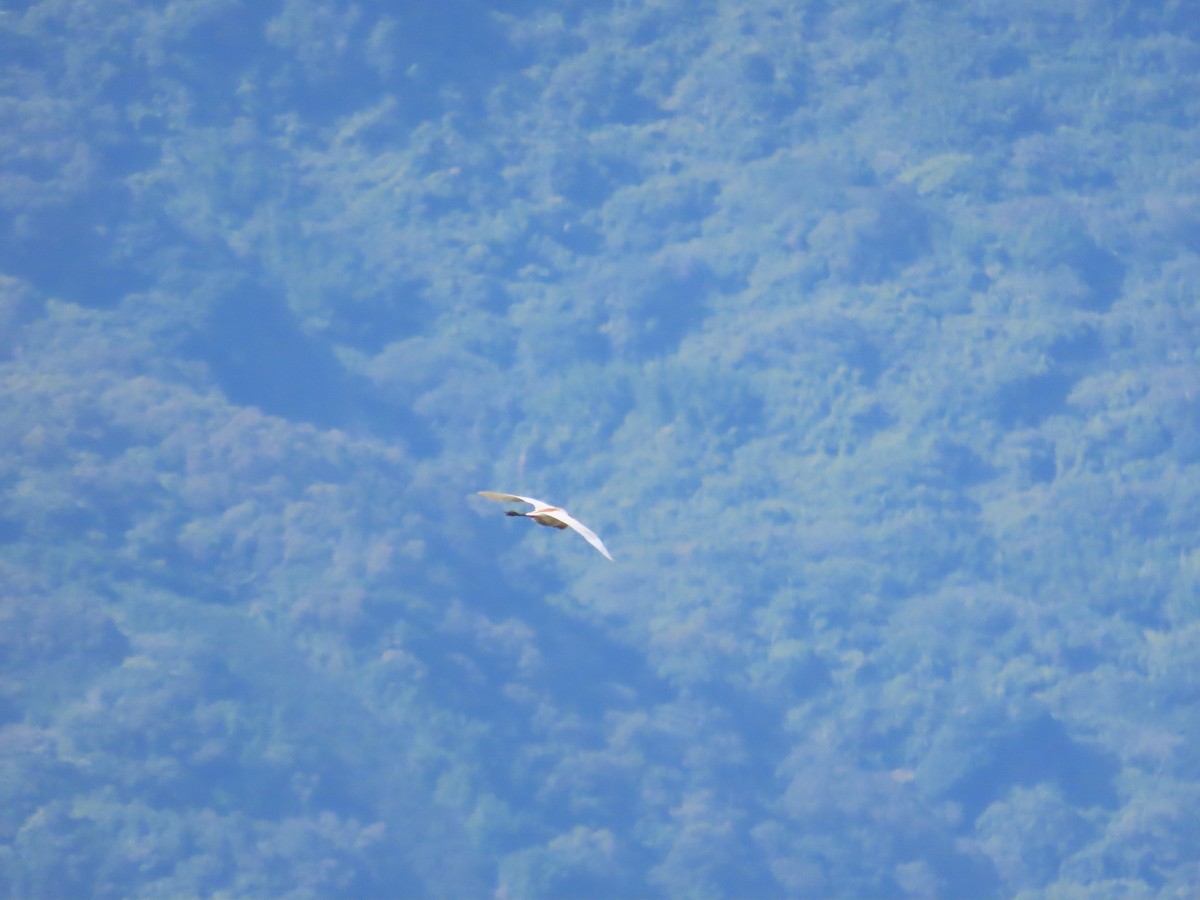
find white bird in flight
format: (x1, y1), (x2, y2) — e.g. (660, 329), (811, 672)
(478, 491), (613, 560)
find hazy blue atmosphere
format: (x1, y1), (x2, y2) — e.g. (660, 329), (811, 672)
(2, 1), (1198, 897)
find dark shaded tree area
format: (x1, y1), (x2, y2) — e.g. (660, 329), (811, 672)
(2, 0), (1198, 897)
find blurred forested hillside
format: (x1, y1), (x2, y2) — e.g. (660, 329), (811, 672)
(2, 0), (1199, 897)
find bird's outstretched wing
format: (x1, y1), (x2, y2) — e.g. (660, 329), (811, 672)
(537, 508), (614, 561)
(478, 491), (543, 507)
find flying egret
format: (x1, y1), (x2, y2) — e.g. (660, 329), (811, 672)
(478, 491), (613, 561)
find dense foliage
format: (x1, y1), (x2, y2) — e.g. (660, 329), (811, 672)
(2, 0), (1198, 896)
